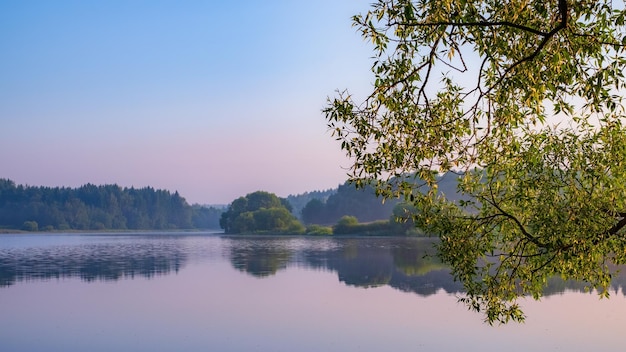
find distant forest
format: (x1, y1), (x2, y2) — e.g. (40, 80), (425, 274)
(285, 189), (335, 220)
(0, 173), (462, 233)
(299, 174), (461, 226)
(0, 179), (223, 231)
(300, 183), (398, 225)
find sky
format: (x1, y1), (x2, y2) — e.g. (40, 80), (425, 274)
(0, 1), (375, 204)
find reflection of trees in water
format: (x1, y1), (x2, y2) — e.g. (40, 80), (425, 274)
(0, 241), (186, 287)
(5, 235), (626, 299)
(228, 237), (463, 295)
(391, 239), (446, 276)
(225, 237), (293, 278)
(323, 238), (463, 295)
(226, 236), (626, 298)
(543, 269), (626, 296)
(331, 241), (394, 288)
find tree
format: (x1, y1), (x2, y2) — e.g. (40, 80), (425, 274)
(0, 180), (196, 231)
(220, 191), (304, 234)
(191, 205), (223, 229)
(389, 202), (419, 235)
(301, 198), (327, 224)
(332, 215), (359, 234)
(21, 221), (38, 232)
(325, 0), (626, 323)
(300, 182), (398, 225)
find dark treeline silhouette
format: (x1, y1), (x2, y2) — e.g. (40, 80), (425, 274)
(0, 179), (221, 231)
(285, 189), (336, 219)
(301, 182), (399, 225)
(300, 174), (463, 227)
(190, 204), (223, 229)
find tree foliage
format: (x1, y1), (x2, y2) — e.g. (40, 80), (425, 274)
(220, 191), (305, 234)
(325, 0), (626, 323)
(0, 179), (218, 231)
(301, 182), (398, 225)
(285, 189), (336, 219)
(191, 204), (224, 229)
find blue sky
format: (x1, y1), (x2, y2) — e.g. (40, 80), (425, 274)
(0, 1), (374, 204)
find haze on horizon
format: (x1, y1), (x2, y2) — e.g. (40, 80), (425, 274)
(1, 1), (373, 204)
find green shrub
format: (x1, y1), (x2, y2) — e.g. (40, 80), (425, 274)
(306, 225), (333, 236)
(21, 221), (39, 232)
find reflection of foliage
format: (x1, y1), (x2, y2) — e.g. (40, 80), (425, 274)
(335, 243), (393, 287)
(226, 237), (626, 299)
(327, 238), (461, 294)
(0, 238), (186, 287)
(392, 241), (447, 276)
(7, 234), (626, 312)
(341, 240), (359, 260)
(226, 238), (293, 278)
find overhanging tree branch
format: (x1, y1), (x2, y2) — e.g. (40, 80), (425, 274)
(326, 0), (626, 324)
(395, 20), (549, 37)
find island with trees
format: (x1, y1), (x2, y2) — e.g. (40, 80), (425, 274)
(219, 191), (305, 235)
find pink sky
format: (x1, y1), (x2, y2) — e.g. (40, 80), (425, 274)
(0, 1), (373, 204)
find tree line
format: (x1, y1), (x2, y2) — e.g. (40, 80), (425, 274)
(221, 183), (432, 236)
(0, 179), (222, 231)
(300, 182), (398, 225)
(1, 175), (460, 234)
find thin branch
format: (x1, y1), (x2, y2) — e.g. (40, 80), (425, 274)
(417, 35), (442, 107)
(571, 32), (626, 48)
(606, 213), (626, 237)
(531, 251), (559, 275)
(487, 0), (569, 94)
(486, 182), (544, 248)
(393, 20), (549, 37)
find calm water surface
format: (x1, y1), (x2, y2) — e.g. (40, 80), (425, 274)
(1, 233), (625, 351)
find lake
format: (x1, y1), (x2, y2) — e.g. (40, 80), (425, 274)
(1, 233), (625, 351)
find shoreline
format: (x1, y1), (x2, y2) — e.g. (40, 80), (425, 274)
(0, 229), (224, 235)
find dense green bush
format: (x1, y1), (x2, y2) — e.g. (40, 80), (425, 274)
(220, 191), (304, 235)
(21, 221), (38, 232)
(305, 225), (333, 236)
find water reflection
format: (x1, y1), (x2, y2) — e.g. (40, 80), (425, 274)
(227, 242), (292, 277)
(225, 236), (626, 298)
(2, 234), (626, 298)
(0, 235), (186, 287)
(224, 237), (463, 296)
